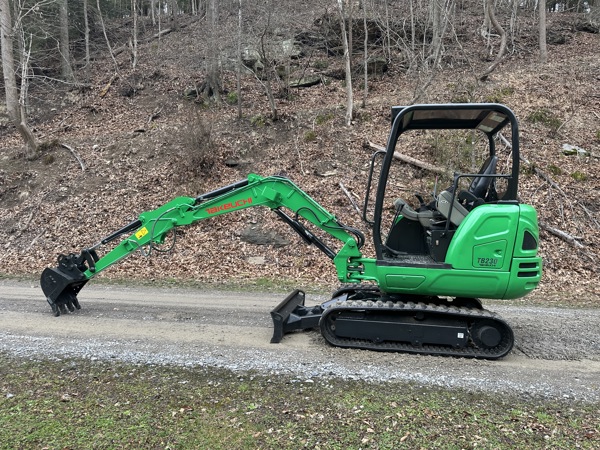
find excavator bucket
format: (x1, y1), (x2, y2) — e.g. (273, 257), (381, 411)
(40, 251), (97, 316)
(270, 290), (323, 343)
(40, 267), (85, 316)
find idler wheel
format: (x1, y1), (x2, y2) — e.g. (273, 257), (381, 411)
(471, 320), (502, 349)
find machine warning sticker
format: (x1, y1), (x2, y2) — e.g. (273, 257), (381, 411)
(135, 227), (149, 240)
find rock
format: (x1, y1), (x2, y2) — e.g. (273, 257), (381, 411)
(361, 56), (389, 75)
(247, 256), (266, 265)
(562, 143), (588, 157)
(240, 224), (290, 247)
(547, 30), (568, 45)
(224, 158), (251, 168)
(242, 48), (263, 73)
(575, 20), (599, 34)
(183, 87), (198, 99)
(313, 160), (338, 177)
(289, 76), (322, 88)
(241, 39), (303, 75)
(281, 39), (303, 59)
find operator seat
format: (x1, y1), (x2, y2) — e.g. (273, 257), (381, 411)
(437, 155), (499, 227)
(393, 198), (442, 228)
(458, 155), (499, 209)
(468, 155), (498, 199)
(436, 191), (469, 227)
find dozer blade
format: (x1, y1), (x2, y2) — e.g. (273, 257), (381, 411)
(40, 254), (92, 316)
(270, 290), (323, 343)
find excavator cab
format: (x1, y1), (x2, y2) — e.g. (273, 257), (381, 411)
(360, 104), (539, 301)
(365, 105), (515, 255)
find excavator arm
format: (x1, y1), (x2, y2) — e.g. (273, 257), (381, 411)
(41, 174), (372, 316)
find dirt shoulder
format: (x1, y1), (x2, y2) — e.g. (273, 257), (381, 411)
(1, 279), (599, 402)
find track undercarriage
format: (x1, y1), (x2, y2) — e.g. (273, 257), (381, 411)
(272, 286), (514, 360)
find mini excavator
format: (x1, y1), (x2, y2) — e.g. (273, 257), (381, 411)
(41, 103), (542, 359)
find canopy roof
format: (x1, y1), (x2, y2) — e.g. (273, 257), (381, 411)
(391, 103), (514, 136)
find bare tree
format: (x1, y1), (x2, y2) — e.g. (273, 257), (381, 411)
(409, 0), (416, 53)
(430, 0), (444, 67)
(236, 0), (242, 119)
(479, 0), (507, 81)
(337, 0), (353, 126)
(202, 0), (221, 101)
(0, 0), (37, 158)
(539, 0), (548, 63)
(131, 0), (138, 68)
(83, 0), (90, 70)
(58, 0), (74, 81)
(362, 0), (368, 108)
(97, 0), (119, 71)
(170, 0), (178, 30)
(256, 17), (278, 120)
(412, 0), (452, 102)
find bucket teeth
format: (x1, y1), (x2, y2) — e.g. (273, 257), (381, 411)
(41, 258), (88, 316)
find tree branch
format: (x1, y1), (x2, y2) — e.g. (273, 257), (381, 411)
(61, 143), (86, 171)
(339, 182), (361, 216)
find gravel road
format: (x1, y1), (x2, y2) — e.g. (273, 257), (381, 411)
(1, 279), (599, 403)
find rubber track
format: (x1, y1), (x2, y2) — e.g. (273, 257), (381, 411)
(319, 299), (514, 360)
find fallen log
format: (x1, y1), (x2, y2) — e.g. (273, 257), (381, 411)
(365, 141), (451, 177)
(539, 221), (584, 249)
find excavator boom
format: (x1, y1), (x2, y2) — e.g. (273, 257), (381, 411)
(41, 174), (372, 316)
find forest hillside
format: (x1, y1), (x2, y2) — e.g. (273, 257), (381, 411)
(1, 1), (599, 304)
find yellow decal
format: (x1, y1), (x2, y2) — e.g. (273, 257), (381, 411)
(135, 227), (149, 240)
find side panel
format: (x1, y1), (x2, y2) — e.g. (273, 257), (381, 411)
(445, 204), (519, 271)
(378, 265), (510, 298)
(376, 204), (542, 299)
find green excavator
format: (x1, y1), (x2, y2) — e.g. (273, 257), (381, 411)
(41, 103), (542, 359)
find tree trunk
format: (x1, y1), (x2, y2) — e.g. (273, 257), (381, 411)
(539, 0), (548, 63)
(258, 27), (277, 120)
(83, 0), (90, 70)
(203, 0), (221, 101)
(131, 0), (138, 68)
(1, 0), (18, 121)
(431, 0), (443, 67)
(59, 0), (74, 82)
(479, 0), (507, 81)
(362, 0), (368, 108)
(410, 0), (415, 52)
(347, 0), (353, 70)
(236, 0), (242, 119)
(97, 0), (119, 71)
(1, 0), (37, 159)
(337, 0), (353, 126)
(170, 0), (178, 30)
(383, 0), (391, 61)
